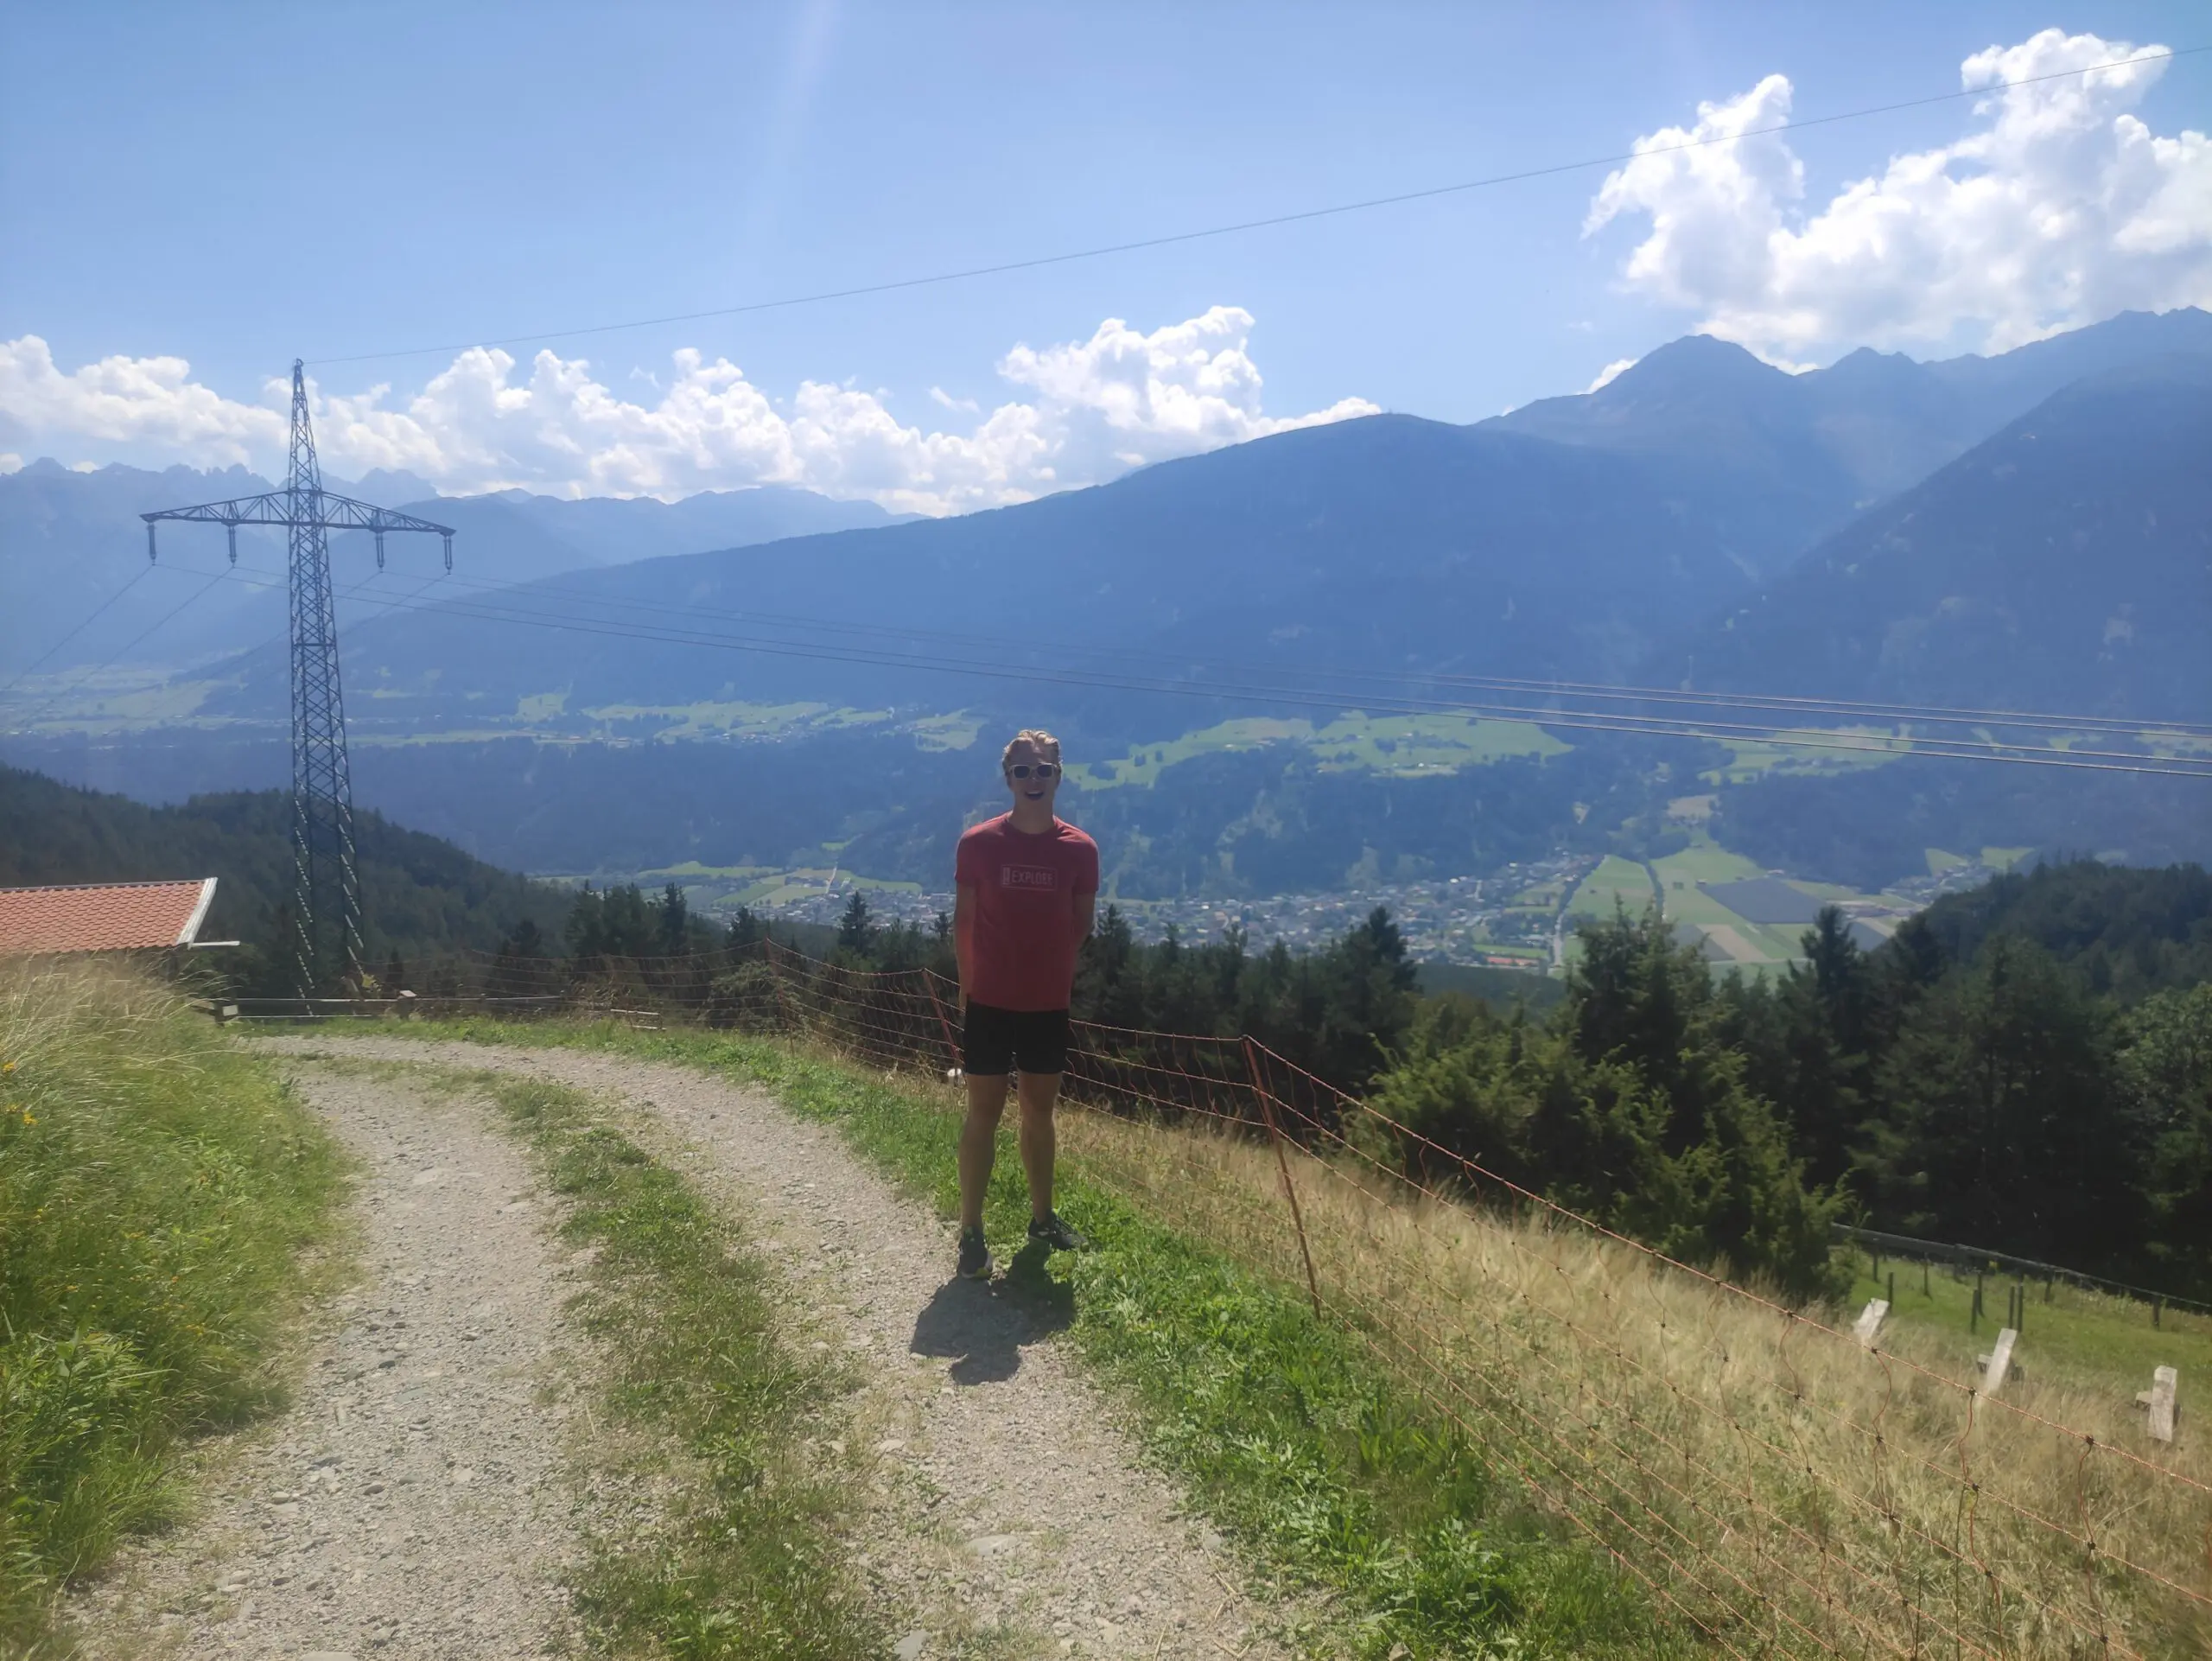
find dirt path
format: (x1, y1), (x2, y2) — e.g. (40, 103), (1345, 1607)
(72, 1067), (588, 1660)
(259, 1036), (1282, 1660)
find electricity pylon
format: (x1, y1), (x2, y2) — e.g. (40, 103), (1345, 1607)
(144, 361), (455, 997)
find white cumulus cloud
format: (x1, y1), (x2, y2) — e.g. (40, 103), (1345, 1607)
(1586, 358), (1638, 392)
(0, 308), (1376, 515)
(0, 336), (287, 466)
(1586, 29), (2212, 359)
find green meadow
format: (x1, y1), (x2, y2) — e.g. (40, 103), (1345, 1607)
(1074, 712), (1568, 789)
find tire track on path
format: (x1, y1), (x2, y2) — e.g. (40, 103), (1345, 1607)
(71, 1066), (587, 1660)
(264, 1036), (1287, 1660)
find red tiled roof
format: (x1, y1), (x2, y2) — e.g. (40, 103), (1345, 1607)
(0, 879), (219, 954)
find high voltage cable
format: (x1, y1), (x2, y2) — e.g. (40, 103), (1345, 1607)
(4, 570), (234, 735)
(127, 556), (2212, 772)
(172, 550), (2212, 744)
(307, 46), (2206, 368)
(97, 560), (2212, 780)
(0, 564), (155, 697)
(25, 552), (2209, 765)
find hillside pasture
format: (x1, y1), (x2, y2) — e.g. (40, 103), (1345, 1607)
(1844, 1259), (2212, 1403)
(1061, 1099), (2212, 1656)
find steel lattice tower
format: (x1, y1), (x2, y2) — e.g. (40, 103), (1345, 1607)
(144, 361), (455, 996)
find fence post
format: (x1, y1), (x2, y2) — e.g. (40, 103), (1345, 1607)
(2141, 1366), (2178, 1443)
(1243, 1037), (1324, 1321)
(765, 938), (799, 1036)
(1853, 1298), (1890, 1348)
(925, 974), (963, 1074)
(1978, 1327), (2018, 1397)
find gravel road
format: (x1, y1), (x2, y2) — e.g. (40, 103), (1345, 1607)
(254, 1036), (1285, 1660)
(71, 1066), (588, 1660)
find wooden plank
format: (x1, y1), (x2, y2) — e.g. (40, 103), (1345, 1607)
(1980, 1327), (2017, 1396)
(1853, 1298), (1890, 1348)
(2150, 1365), (2178, 1443)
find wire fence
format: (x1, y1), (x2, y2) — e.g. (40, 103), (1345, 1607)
(1835, 1225), (2212, 1326)
(245, 939), (2212, 1656)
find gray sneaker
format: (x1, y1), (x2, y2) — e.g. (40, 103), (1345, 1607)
(957, 1225), (993, 1281)
(1027, 1212), (1088, 1253)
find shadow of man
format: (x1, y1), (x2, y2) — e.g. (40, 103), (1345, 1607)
(909, 1240), (1077, 1385)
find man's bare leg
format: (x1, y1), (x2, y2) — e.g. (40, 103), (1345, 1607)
(958, 1072), (1011, 1231)
(1016, 1070), (1062, 1222)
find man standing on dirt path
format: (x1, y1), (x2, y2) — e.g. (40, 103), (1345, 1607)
(953, 728), (1098, 1280)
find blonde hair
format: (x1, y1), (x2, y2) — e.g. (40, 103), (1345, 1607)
(1001, 728), (1062, 771)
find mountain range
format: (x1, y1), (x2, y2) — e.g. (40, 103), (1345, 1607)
(1673, 357), (2212, 717)
(0, 462), (907, 678)
(186, 304), (2209, 743)
(1492, 305), (2212, 579)
(6, 306), (2209, 899)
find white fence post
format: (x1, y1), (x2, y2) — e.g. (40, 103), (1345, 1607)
(1977, 1327), (2018, 1396)
(1853, 1298), (1890, 1348)
(2137, 1365), (2178, 1443)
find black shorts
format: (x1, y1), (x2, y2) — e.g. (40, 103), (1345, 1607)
(961, 1002), (1071, 1076)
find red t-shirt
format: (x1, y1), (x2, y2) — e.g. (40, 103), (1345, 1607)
(956, 814), (1100, 1011)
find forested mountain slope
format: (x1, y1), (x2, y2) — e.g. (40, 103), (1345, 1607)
(1909, 858), (2212, 1001)
(1664, 357), (2212, 716)
(1491, 306), (2212, 578)
(238, 413), (1763, 734)
(0, 762), (569, 971)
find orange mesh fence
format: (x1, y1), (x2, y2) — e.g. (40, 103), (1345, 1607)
(355, 942), (2212, 1655)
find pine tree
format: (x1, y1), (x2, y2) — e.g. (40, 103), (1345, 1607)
(1860, 937), (2134, 1263)
(836, 890), (874, 956)
(655, 883), (690, 958)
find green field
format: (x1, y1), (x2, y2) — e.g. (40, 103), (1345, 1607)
(1649, 839), (1803, 964)
(573, 698), (895, 741)
(632, 860), (779, 881)
(908, 710), (982, 750)
(1567, 854), (1658, 920)
(1704, 724), (1915, 784)
(1075, 711), (1568, 789)
(566, 862), (926, 916)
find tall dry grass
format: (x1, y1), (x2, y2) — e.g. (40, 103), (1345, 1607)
(0, 957), (344, 1654)
(1060, 1105), (2212, 1658)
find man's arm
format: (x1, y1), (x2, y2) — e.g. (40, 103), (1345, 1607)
(1072, 891), (1096, 946)
(954, 881), (976, 1011)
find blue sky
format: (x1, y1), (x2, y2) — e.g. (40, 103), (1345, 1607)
(3, 2), (2207, 509)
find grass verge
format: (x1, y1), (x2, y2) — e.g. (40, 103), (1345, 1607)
(458, 1065), (887, 1660)
(0, 961), (344, 1656)
(388, 1018), (1670, 1658)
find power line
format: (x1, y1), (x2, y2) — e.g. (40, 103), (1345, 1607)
(115, 559), (2212, 780)
(3, 569), (233, 735)
(181, 549), (2212, 745)
(0, 564), (156, 697)
(307, 46), (2206, 368)
(45, 549), (2212, 770)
